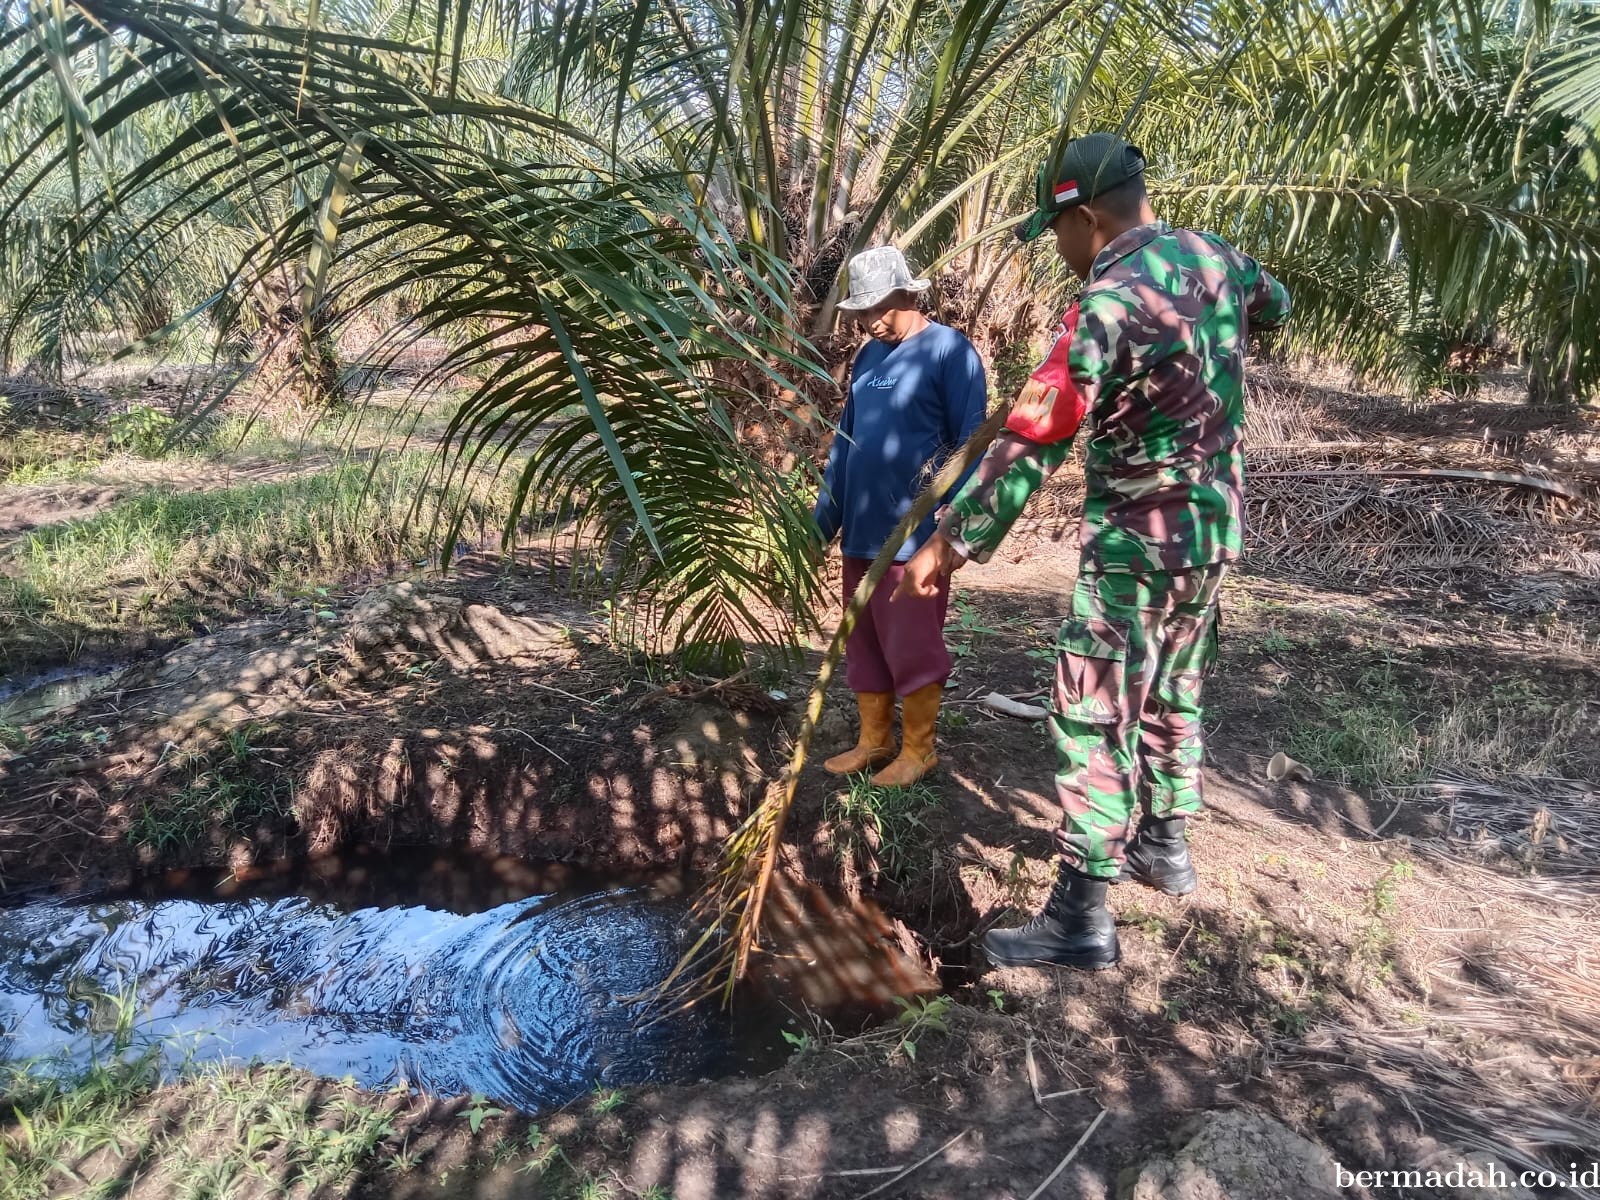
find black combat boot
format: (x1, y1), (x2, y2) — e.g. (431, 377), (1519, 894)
(1116, 814), (1198, 896)
(982, 863), (1120, 970)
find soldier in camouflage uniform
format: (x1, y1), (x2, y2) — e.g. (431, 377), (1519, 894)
(896, 132), (1290, 970)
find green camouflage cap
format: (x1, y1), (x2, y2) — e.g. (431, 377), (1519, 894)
(1016, 133), (1146, 243)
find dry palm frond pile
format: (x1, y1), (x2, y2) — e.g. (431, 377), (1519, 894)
(1417, 860), (1600, 1046)
(0, 373), (114, 426)
(1017, 374), (1600, 588)
(1242, 453), (1596, 584)
(1403, 772), (1600, 890)
(1238, 373), (1600, 586)
(1282, 1024), (1600, 1195)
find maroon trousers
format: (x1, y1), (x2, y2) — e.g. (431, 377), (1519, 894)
(841, 556), (953, 697)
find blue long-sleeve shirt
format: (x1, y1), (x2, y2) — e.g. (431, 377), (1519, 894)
(813, 321), (989, 562)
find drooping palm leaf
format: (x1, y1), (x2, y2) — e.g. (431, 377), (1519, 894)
(1, 0), (831, 662)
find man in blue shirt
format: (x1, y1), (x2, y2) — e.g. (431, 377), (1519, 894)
(813, 246), (989, 787)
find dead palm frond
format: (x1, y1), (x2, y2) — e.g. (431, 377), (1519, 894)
(1282, 1023), (1600, 1192)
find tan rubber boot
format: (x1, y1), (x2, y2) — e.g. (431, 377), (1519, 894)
(823, 692), (898, 775)
(871, 682), (942, 787)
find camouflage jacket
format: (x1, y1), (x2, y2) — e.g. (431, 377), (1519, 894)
(941, 221), (1290, 573)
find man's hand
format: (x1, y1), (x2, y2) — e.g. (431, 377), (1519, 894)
(893, 533), (965, 600)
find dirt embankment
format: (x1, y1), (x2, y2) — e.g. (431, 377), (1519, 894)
(0, 562), (778, 891)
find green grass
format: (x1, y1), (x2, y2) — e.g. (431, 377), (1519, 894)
(127, 759), (295, 855)
(203, 397), (459, 463)
(1, 451), (524, 671)
(823, 777), (942, 884)
(1282, 663), (1585, 791)
(1, 1017), (410, 1200)
(1, 392), (461, 487)
(1, 428), (108, 485)
(0, 1050), (163, 1198)
(1284, 664), (1422, 789)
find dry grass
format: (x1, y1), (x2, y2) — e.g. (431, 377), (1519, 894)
(1283, 1023), (1600, 1195)
(1406, 772), (1600, 885)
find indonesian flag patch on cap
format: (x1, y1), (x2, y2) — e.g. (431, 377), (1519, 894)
(1053, 179), (1080, 205)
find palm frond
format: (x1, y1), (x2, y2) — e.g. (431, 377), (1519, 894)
(1, 0), (831, 660)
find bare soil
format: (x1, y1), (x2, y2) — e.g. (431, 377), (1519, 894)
(2, 376), (1599, 1199)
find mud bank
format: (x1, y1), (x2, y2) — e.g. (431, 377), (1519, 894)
(0, 567), (777, 892)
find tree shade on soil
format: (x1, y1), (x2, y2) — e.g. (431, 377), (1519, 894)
(2, 382), (1598, 1197)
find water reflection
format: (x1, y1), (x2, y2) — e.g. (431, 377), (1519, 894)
(0, 864), (736, 1111)
(0, 664), (125, 725)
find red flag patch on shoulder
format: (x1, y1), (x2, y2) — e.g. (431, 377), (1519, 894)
(1005, 302), (1087, 445)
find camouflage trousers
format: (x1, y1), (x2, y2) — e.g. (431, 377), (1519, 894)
(1049, 565), (1228, 879)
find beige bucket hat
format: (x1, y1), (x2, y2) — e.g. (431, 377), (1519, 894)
(836, 246), (932, 311)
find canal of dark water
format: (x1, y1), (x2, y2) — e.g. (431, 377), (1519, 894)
(0, 848), (793, 1111)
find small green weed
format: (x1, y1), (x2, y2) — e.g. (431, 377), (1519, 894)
(1272, 1004), (1313, 1036)
(890, 994), (952, 1063)
(1260, 627), (1294, 653)
(517, 1123), (566, 1175)
(948, 597), (1000, 659)
(781, 1028), (818, 1057)
(459, 1092), (506, 1135)
(1370, 861), (1414, 916)
(590, 1086), (624, 1115)
(385, 1140), (423, 1173)
(1259, 949), (1313, 979)
(109, 405), (180, 457)
(1121, 901), (1167, 939)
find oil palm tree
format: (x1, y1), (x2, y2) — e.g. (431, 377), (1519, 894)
(0, 0), (829, 664)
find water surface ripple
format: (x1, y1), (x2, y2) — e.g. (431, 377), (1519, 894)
(0, 883), (728, 1111)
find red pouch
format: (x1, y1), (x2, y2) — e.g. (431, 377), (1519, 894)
(1005, 301), (1086, 445)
